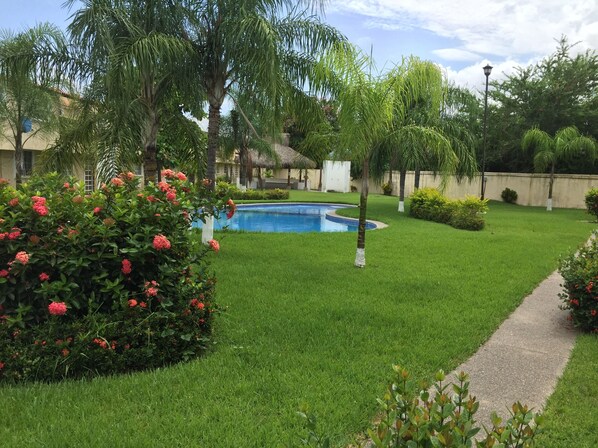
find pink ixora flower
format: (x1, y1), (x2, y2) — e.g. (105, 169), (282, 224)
(14, 251), (29, 265)
(93, 207), (102, 215)
(161, 169), (175, 179)
(121, 259), (132, 275)
(33, 204), (49, 216)
(128, 299), (138, 307)
(209, 239), (220, 253)
(111, 177), (124, 187)
(153, 234), (171, 250)
(8, 197), (19, 207)
(39, 272), (50, 282)
(176, 172), (187, 181)
(0, 270), (9, 278)
(48, 302), (67, 316)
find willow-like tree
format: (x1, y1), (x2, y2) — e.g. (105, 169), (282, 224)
(522, 126), (598, 211)
(66, 0), (194, 183)
(184, 0), (346, 188)
(0, 24), (67, 185)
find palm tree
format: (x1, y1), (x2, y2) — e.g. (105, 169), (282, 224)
(184, 0), (346, 188)
(332, 51), (457, 267)
(66, 0), (194, 183)
(0, 24), (67, 185)
(522, 126), (598, 210)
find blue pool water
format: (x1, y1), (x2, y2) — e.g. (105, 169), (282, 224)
(193, 203), (377, 233)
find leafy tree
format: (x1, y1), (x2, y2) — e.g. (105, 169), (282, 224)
(0, 24), (67, 185)
(522, 126), (598, 210)
(489, 37), (598, 173)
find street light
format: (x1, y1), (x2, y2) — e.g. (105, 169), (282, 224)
(481, 64), (492, 200)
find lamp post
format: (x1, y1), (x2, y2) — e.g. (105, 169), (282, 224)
(481, 64), (492, 200)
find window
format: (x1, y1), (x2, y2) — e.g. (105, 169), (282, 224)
(23, 151), (34, 176)
(84, 166), (95, 193)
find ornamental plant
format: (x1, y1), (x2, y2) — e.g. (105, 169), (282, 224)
(0, 171), (234, 383)
(297, 366), (543, 448)
(584, 188), (598, 221)
(558, 235), (598, 332)
(410, 188), (488, 231)
(501, 187), (518, 204)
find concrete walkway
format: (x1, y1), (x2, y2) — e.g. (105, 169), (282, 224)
(448, 270), (577, 428)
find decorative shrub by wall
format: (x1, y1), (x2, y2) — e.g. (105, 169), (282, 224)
(409, 188), (488, 231)
(0, 171), (232, 383)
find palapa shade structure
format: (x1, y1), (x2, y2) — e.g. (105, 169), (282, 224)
(248, 142), (316, 189)
(248, 143), (316, 169)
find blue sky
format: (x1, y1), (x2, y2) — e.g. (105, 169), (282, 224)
(1, 0), (597, 92)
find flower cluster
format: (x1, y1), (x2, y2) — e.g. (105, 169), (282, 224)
(32, 196), (48, 216)
(153, 234), (171, 251)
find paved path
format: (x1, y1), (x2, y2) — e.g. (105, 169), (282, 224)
(448, 270), (577, 428)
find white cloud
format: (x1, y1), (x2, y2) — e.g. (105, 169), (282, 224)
(433, 48), (480, 62)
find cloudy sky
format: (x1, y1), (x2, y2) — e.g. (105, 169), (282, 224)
(1, 0), (597, 92)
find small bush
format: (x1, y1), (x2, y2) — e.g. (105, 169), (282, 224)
(501, 187), (518, 204)
(215, 182), (289, 201)
(584, 188), (598, 221)
(381, 182), (393, 196)
(450, 196), (489, 231)
(410, 188), (486, 230)
(559, 236), (598, 333)
(0, 171), (231, 383)
(297, 365), (543, 448)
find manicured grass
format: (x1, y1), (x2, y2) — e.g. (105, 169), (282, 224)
(0, 193), (594, 447)
(537, 334), (598, 447)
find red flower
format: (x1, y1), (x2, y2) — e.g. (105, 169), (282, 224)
(8, 198), (18, 207)
(61, 348), (70, 357)
(209, 239), (220, 252)
(166, 190), (176, 202)
(226, 209), (235, 219)
(93, 207), (102, 214)
(39, 272), (50, 282)
(158, 181), (170, 192)
(8, 230), (21, 240)
(161, 169), (175, 178)
(592, 309), (597, 317)
(0, 270), (7, 278)
(145, 287), (158, 297)
(146, 195), (157, 202)
(48, 302), (67, 316)
(176, 172), (187, 181)
(153, 234), (171, 250)
(0, 362), (4, 369)
(128, 299), (138, 307)
(121, 259), (132, 275)
(31, 196), (46, 205)
(570, 298), (580, 307)
(63, 182), (70, 188)
(14, 251), (29, 265)
(111, 177), (124, 187)
(33, 204), (49, 216)
(139, 301), (147, 308)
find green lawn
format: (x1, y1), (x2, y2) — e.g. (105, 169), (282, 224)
(0, 192), (594, 447)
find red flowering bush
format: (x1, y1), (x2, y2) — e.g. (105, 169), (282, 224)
(559, 235), (598, 333)
(0, 171), (234, 383)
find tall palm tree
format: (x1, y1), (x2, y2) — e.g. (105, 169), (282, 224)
(0, 24), (67, 185)
(66, 0), (195, 183)
(333, 52), (457, 267)
(184, 0), (346, 188)
(522, 126), (598, 210)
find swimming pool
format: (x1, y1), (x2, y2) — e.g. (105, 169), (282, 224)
(193, 203), (378, 233)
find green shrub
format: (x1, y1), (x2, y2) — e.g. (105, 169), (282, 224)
(450, 196), (489, 231)
(501, 187), (518, 204)
(584, 188), (598, 221)
(297, 366), (543, 448)
(215, 182), (290, 201)
(410, 188), (486, 231)
(0, 171), (231, 383)
(381, 182), (393, 196)
(558, 236), (598, 333)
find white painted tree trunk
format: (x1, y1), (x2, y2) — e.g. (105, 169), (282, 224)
(202, 215), (214, 244)
(546, 198), (553, 211)
(398, 200), (405, 213)
(354, 248), (365, 268)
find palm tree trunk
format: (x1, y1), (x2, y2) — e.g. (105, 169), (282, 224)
(547, 162), (555, 211)
(142, 109), (160, 185)
(398, 169), (406, 212)
(206, 102), (221, 190)
(15, 130), (24, 186)
(318, 165), (323, 191)
(355, 156), (369, 268)
(414, 169), (421, 190)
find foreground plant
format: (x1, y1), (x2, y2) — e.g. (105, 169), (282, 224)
(297, 365), (543, 447)
(0, 171), (234, 382)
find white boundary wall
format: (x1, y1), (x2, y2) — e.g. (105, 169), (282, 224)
(353, 171), (598, 209)
(322, 160), (351, 193)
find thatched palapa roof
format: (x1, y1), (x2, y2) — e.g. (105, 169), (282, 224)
(249, 143), (316, 169)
